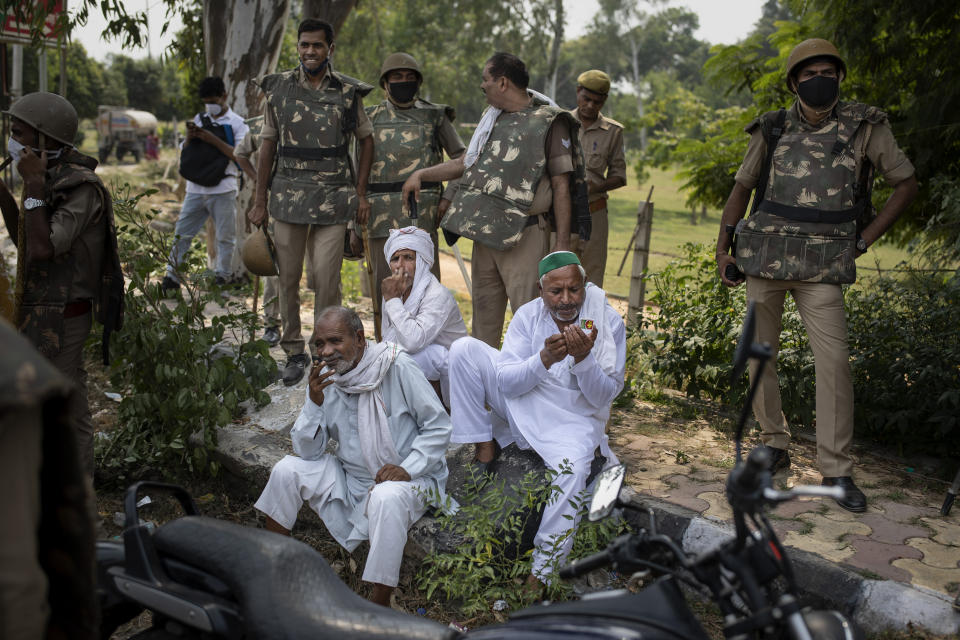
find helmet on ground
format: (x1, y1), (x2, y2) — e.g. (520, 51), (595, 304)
(4, 92), (78, 146)
(785, 39), (846, 90)
(242, 227), (279, 277)
(379, 52), (422, 87)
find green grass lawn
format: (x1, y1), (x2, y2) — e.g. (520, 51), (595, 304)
(440, 165), (916, 298)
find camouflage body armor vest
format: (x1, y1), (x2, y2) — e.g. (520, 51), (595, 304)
(737, 102), (884, 284)
(365, 100), (451, 238)
(443, 103), (576, 251)
(261, 70), (373, 225)
(17, 151), (120, 360)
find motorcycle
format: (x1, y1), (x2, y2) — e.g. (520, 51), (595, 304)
(98, 302), (860, 639)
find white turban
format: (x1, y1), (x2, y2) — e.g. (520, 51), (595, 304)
(381, 227), (437, 344)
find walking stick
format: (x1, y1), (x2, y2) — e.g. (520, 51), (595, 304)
(360, 226), (382, 341)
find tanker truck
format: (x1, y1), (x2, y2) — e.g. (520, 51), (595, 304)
(96, 106), (159, 163)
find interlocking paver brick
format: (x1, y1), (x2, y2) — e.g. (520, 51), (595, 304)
(891, 558), (960, 594)
(875, 500), (939, 524)
(782, 513), (869, 564)
(700, 491), (733, 521)
(847, 514), (930, 545)
(845, 536), (922, 582)
(905, 538), (960, 570)
(773, 498), (822, 519)
(651, 475), (723, 514)
(921, 517), (960, 547)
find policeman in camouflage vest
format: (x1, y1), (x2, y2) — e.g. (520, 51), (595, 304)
(365, 52), (465, 303)
(0, 92), (124, 479)
(716, 39), (918, 512)
(403, 52), (586, 349)
(249, 18), (375, 386)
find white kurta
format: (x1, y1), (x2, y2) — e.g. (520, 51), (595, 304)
(449, 294), (626, 579)
(383, 276), (467, 401)
(254, 353), (452, 586)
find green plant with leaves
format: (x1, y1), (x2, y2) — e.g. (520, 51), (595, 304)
(97, 189), (277, 483)
(418, 463), (626, 617)
(846, 268), (960, 457)
(636, 243), (815, 428)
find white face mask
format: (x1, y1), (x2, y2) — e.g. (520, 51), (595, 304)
(7, 137), (26, 169)
(7, 136), (64, 168)
(204, 102), (223, 117)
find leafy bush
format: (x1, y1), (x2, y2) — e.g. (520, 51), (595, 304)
(636, 243), (815, 428)
(97, 189), (277, 483)
(846, 269), (960, 457)
(418, 464), (626, 617)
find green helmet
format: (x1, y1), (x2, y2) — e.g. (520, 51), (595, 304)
(379, 52), (422, 88)
(4, 92), (78, 146)
(785, 39), (846, 90)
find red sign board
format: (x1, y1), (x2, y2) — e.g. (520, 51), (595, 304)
(1, 1), (65, 46)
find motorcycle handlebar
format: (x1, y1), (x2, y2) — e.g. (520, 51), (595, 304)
(558, 548), (612, 579)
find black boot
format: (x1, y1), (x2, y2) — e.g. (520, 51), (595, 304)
(822, 476), (867, 512)
(281, 353), (310, 386)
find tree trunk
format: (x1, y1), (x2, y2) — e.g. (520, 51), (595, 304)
(544, 0), (564, 99)
(203, 0), (292, 117)
(301, 0), (357, 33)
(628, 34), (647, 150)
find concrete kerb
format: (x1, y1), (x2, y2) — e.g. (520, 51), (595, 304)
(617, 488), (959, 636)
(211, 392), (960, 636)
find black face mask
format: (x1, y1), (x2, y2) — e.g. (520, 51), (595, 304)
(388, 81), (419, 105)
(796, 75), (839, 108)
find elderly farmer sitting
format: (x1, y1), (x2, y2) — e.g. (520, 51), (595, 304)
(254, 306), (452, 606)
(381, 226), (468, 403)
(448, 251), (626, 585)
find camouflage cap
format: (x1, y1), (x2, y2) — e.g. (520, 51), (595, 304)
(577, 70), (610, 96)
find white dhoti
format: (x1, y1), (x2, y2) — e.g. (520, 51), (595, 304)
(408, 343), (453, 405)
(448, 337), (599, 578)
(254, 454), (429, 587)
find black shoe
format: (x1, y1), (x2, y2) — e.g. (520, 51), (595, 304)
(160, 275), (180, 292)
(214, 275), (228, 287)
(263, 326), (281, 347)
(281, 353), (310, 386)
(754, 445), (791, 475)
(822, 476), (867, 512)
(467, 441), (501, 481)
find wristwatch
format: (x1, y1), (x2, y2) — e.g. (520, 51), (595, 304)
(23, 197), (48, 211)
(855, 235), (867, 255)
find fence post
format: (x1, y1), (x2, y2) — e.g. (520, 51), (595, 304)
(627, 201), (653, 327)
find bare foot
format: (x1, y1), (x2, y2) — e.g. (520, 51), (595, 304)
(265, 516), (291, 535)
(474, 440), (497, 463)
(522, 573), (543, 600)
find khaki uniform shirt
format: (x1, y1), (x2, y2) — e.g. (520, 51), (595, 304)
(572, 108), (627, 203)
(49, 182), (105, 302)
(735, 102), (915, 190)
(260, 66), (373, 142)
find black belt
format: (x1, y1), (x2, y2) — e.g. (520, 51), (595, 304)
(64, 300), (92, 319)
(525, 214), (541, 228)
(367, 181), (441, 194)
(757, 199), (862, 224)
(277, 144), (348, 160)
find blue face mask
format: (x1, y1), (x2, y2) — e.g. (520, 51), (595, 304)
(300, 57), (330, 77)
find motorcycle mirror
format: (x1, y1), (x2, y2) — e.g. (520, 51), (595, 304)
(588, 464), (626, 522)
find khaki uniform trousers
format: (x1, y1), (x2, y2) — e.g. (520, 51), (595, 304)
(274, 220), (346, 356)
(556, 206), (610, 288)
(369, 232), (441, 305)
(472, 223), (548, 348)
(50, 312), (95, 478)
(747, 276), (854, 477)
